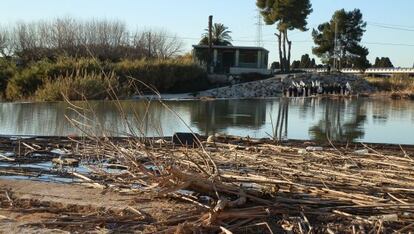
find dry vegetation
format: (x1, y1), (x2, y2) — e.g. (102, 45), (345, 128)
(0, 17), (209, 101)
(1, 132), (414, 233)
(366, 75), (414, 99)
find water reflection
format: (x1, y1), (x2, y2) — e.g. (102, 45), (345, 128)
(0, 98), (413, 144)
(308, 99), (366, 142)
(189, 100), (267, 136)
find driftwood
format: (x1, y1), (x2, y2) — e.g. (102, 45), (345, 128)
(59, 136), (414, 233)
(2, 135), (414, 233)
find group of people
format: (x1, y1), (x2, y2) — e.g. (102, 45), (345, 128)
(283, 81), (352, 98)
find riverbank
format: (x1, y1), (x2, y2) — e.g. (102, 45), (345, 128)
(194, 73), (376, 99)
(366, 75), (414, 100)
(1, 135), (414, 233)
(134, 73), (376, 100)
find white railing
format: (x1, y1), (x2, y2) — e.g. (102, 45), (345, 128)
(299, 67), (414, 74)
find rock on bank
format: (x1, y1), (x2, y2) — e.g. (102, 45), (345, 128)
(197, 73), (375, 99)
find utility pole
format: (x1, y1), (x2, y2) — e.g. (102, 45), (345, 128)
(333, 20), (338, 70)
(208, 15), (213, 74)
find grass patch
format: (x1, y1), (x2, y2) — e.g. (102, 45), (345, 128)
(366, 74), (414, 92)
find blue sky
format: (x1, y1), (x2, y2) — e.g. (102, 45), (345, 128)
(1, 0), (414, 67)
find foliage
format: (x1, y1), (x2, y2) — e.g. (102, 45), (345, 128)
(257, 0), (313, 72)
(199, 23), (232, 46)
(299, 54), (316, 68)
(0, 58), (15, 95)
(35, 72), (117, 101)
(257, 0), (313, 31)
(291, 60), (301, 69)
(5, 60), (51, 100)
(4, 57), (208, 101)
(373, 57), (394, 68)
(366, 75), (414, 92)
(291, 54), (316, 69)
(112, 59), (207, 93)
(271, 61), (280, 70)
(312, 9), (370, 69)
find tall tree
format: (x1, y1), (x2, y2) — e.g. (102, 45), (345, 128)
(199, 23), (232, 46)
(257, 0), (313, 72)
(312, 9), (370, 70)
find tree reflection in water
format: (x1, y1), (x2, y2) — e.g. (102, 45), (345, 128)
(309, 98), (367, 142)
(273, 98), (289, 141)
(189, 100), (267, 136)
(1, 98), (412, 144)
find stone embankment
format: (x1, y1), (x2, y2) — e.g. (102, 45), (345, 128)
(197, 73), (375, 99)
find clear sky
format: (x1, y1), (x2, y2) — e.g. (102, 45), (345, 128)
(1, 0), (414, 67)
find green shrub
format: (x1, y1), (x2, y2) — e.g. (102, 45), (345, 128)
(5, 60), (51, 100)
(0, 59), (16, 95)
(113, 59), (207, 93)
(4, 57), (208, 101)
(35, 72), (118, 101)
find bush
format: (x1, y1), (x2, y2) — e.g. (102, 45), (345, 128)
(5, 60), (51, 100)
(35, 72), (118, 101)
(0, 59), (16, 95)
(4, 57), (208, 101)
(113, 59), (207, 93)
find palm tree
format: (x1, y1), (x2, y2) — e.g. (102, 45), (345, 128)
(199, 23), (232, 46)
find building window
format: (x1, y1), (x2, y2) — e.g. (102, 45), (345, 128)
(239, 50), (258, 65)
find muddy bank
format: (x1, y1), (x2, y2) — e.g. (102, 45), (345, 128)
(0, 179), (194, 233)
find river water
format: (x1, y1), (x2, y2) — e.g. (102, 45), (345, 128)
(0, 97), (413, 144)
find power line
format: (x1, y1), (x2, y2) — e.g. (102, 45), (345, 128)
(367, 21), (414, 30)
(362, 41), (414, 47)
(368, 23), (414, 32)
(142, 33), (414, 48)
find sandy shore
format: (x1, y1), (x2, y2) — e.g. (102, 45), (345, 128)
(0, 179), (195, 233)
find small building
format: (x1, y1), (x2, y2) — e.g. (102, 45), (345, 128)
(192, 45), (270, 75)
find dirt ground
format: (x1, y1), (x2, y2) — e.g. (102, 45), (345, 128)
(0, 179), (195, 233)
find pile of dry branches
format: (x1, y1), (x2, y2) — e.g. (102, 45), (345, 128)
(71, 134), (414, 233)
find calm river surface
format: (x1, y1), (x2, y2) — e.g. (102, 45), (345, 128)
(0, 97), (413, 144)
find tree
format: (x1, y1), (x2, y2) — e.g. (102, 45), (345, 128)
(257, 0), (313, 72)
(373, 57), (393, 68)
(134, 30), (184, 59)
(271, 61), (280, 70)
(199, 23), (232, 46)
(311, 58), (316, 68)
(291, 60), (301, 69)
(0, 28), (9, 57)
(299, 54), (316, 68)
(0, 18), (184, 62)
(312, 9), (370, 70)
